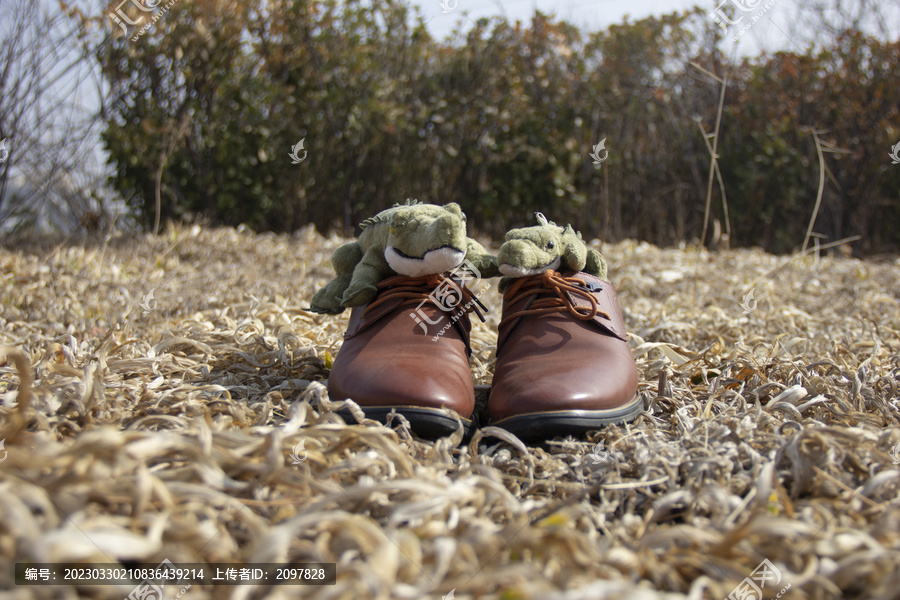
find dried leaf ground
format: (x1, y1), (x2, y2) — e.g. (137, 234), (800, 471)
(1, 225), (899, 600)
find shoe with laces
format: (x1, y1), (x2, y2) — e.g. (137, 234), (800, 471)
(327, 273), (485, 438)
(488, 270), (641, 441)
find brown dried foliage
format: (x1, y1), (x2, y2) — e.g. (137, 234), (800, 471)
(1, 225), (899, 599)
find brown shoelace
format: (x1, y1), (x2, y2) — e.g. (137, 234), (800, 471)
(498, 270), (610, 329)
(361, 273), (486, 321)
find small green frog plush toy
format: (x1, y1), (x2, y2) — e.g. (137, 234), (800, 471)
(310, 200), (499, 314)
(497, 212), (607, 281)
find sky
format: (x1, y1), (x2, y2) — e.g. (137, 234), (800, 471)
(405, 0), (801, 56)
(413, 0), (704, 34)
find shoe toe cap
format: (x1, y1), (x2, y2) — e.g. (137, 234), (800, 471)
(489, 334), (638, 421)
(328, 332), (475, 416)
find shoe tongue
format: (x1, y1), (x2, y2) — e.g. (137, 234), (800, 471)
(344, 275), (475, 344)
(560, 272), (628, 341)
(497, 271), (628, 351)
(496, 272), (552, 351)
(344, 277), (433, 339)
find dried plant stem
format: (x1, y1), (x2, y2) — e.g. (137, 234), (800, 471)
(696, 120), (731, 240)
(153, 156), (165, 236)
(153, 114), (192, 236)
(743, 234), (862, 294)
(0, 345), (32, 439)
(802, 129), (827, 255)
(691, 62), (729, 247)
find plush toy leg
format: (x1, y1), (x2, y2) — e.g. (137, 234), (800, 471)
(465, 238), (500, 279)
(309, 242), (363, 314)
(342, 247), (391, 307)
(585, 248), (608, 279)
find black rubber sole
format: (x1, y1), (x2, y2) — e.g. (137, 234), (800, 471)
(488, 395), (643, 442)
(336, 405), (475, 440)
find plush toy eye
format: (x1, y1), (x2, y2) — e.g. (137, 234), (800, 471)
(547, 241), (555, 250)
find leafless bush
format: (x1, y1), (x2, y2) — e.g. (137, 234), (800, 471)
(0, 0), (111, 236)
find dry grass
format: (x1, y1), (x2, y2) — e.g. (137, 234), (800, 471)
(1, 224), (899, 600)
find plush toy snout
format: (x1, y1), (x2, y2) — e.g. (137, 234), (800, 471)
(498, 238), (562, 278)
(496, 214), (606, 280)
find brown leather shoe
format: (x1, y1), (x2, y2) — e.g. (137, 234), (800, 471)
(327, 273), (484, 438)
(489, 270), (641, 441)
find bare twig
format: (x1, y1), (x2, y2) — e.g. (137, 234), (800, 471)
(153, 114), (192, 236)
(802, 129), (827, 254)
(801, 129), (851, 254)
(0, 1), (107, 233)
(690, 62), (729, 247)
(0, 346), (33, 439)
(695, 119), (731, 240)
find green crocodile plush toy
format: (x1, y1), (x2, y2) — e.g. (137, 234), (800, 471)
(497, 212), (607, 280)
(310, 200), (499, 314)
